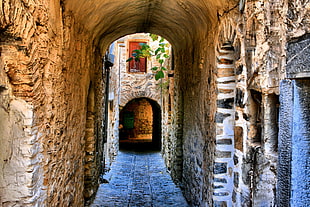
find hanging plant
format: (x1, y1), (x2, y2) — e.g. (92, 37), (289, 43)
(126, 34), (170, 81)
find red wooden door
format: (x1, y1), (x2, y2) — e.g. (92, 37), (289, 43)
(129, 41), (147, 72)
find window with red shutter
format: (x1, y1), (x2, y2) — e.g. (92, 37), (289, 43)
(128, 41), (147, 73)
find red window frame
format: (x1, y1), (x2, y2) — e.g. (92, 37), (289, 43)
(128, 41), (147, 73)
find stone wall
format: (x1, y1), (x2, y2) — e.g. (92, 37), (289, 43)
(212, 0), (289, 205)
(0, 0), (105, 206)
(162, 67), (185, 184)
(106, 33), (167, 165)
(120, 98), (153, 139)
(176, 34), (218, 206)
(277, 1), (310, 202)
(0, 1), (54, 205)
(1, 0), (310, 206)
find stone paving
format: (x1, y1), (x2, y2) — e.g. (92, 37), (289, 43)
(90, 150), (189, 207)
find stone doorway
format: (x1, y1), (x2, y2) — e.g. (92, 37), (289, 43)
(119, 98), (161, 150)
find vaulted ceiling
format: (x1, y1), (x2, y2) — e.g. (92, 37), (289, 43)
(64, 0), (237, 50)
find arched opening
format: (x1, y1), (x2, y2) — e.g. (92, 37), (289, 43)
(104, 32), (170, 160)
(119, 97), (161, 151)
(0, 1), (244, 206)
(2, 1), (308, 206)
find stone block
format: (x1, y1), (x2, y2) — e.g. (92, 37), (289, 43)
(218, 88), (234, 94)
(216, 139), (232, 145)
(213, 192), (229, 196)
(286, 35), (310, 78)
(214, 201), (227, 207)
(215, 112), (231, 123)
(217, 98), (234, 109)
(214, 162), (227, 174)
(234, 126), (243, 151)
(214, 178), (227, 183)
(234, 172), (239, 188)
(215, 151), (232, 158)
(217, 68), (234, 78)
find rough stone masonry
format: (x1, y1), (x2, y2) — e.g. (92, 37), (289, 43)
(0, 0), (310, 206)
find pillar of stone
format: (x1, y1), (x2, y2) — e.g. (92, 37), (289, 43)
(277, 35), (310, 206)
(277, 80), (293, 206)
(291, 80), (310, 206)
(214, 43), (236, 207)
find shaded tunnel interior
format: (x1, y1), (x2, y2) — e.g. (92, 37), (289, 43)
(119, 98), (161, 151)
(1, 0), (310, 206)
(61, 1), (224, 205)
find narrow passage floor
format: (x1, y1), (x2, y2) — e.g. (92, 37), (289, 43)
(90, 149), (189, 207)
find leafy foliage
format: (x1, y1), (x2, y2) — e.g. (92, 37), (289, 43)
(126, 34), (170, 81)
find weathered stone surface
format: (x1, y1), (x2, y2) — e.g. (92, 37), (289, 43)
(1, 0), (309, 206)
(287, 35), (310, 78)
(291, 80), (310, 206)
(234, 126), (243, 151)
(287, 1), (310, 39)
(217, 98), (234, 109)
(216, 139), (232, 145)
(91, 151), (189, 207)
(214, 178), (227, 183)
(214, 200), (227, 207)
(215, 112), (231, 123)
(214, 162), (227, 174)
(107, 33), (165, 167)
(277, 80), (293, 206)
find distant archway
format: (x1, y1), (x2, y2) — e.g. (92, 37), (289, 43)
(119, 97), (161, 150)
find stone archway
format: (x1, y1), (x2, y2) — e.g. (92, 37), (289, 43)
(2, 0), (305, 206)
(119, 97), (161, 150)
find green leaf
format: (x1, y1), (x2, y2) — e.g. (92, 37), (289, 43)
(155, 48), (161, 55)
(159, 37), (165, 43)
(151, 66), (158, 71)
(133, 50), (142, 56)
(150, 34), (158, 41)
(156, 54), (161, 60)
(161, 66), (167, 70)
(126, 57), (133, 62)
(141, 43), (150, 50)
(155, 70), (165, 80)
(159, 59), (164, 64)
(164, 54), (170, 58)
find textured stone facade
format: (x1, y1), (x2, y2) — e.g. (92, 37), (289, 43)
(0, 1), (105, 206)
(105, 33), (166, 166)
(1, 0), (310, 206)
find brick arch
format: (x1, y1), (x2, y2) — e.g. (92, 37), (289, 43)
(213, 18), (237, 206)
(120, 91), (160, 108)
(119, 97), (162, 150)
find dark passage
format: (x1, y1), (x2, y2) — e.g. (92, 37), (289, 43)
(90, 150), (188, 207)
(119, 98), (162, 151)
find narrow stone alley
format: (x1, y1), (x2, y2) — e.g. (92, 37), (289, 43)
(1, 1), (310, 206)
(90, 148), (188, 207)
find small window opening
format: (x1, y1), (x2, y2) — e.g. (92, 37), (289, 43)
(128, 41), (147, 73)
(249, 89), (262, 145)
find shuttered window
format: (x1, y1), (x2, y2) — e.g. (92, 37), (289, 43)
(128, 41), (147, 72)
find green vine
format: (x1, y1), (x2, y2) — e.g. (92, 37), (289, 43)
(126, 34), (170, 80)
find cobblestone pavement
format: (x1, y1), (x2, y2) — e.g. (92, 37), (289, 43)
(90, 150), (189, 207)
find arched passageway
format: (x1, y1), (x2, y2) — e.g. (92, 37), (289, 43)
(119, 98), (161, 151)
(1, 0), (309, 207)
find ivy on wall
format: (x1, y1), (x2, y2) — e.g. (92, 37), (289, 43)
(127, 34), (170, 80)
